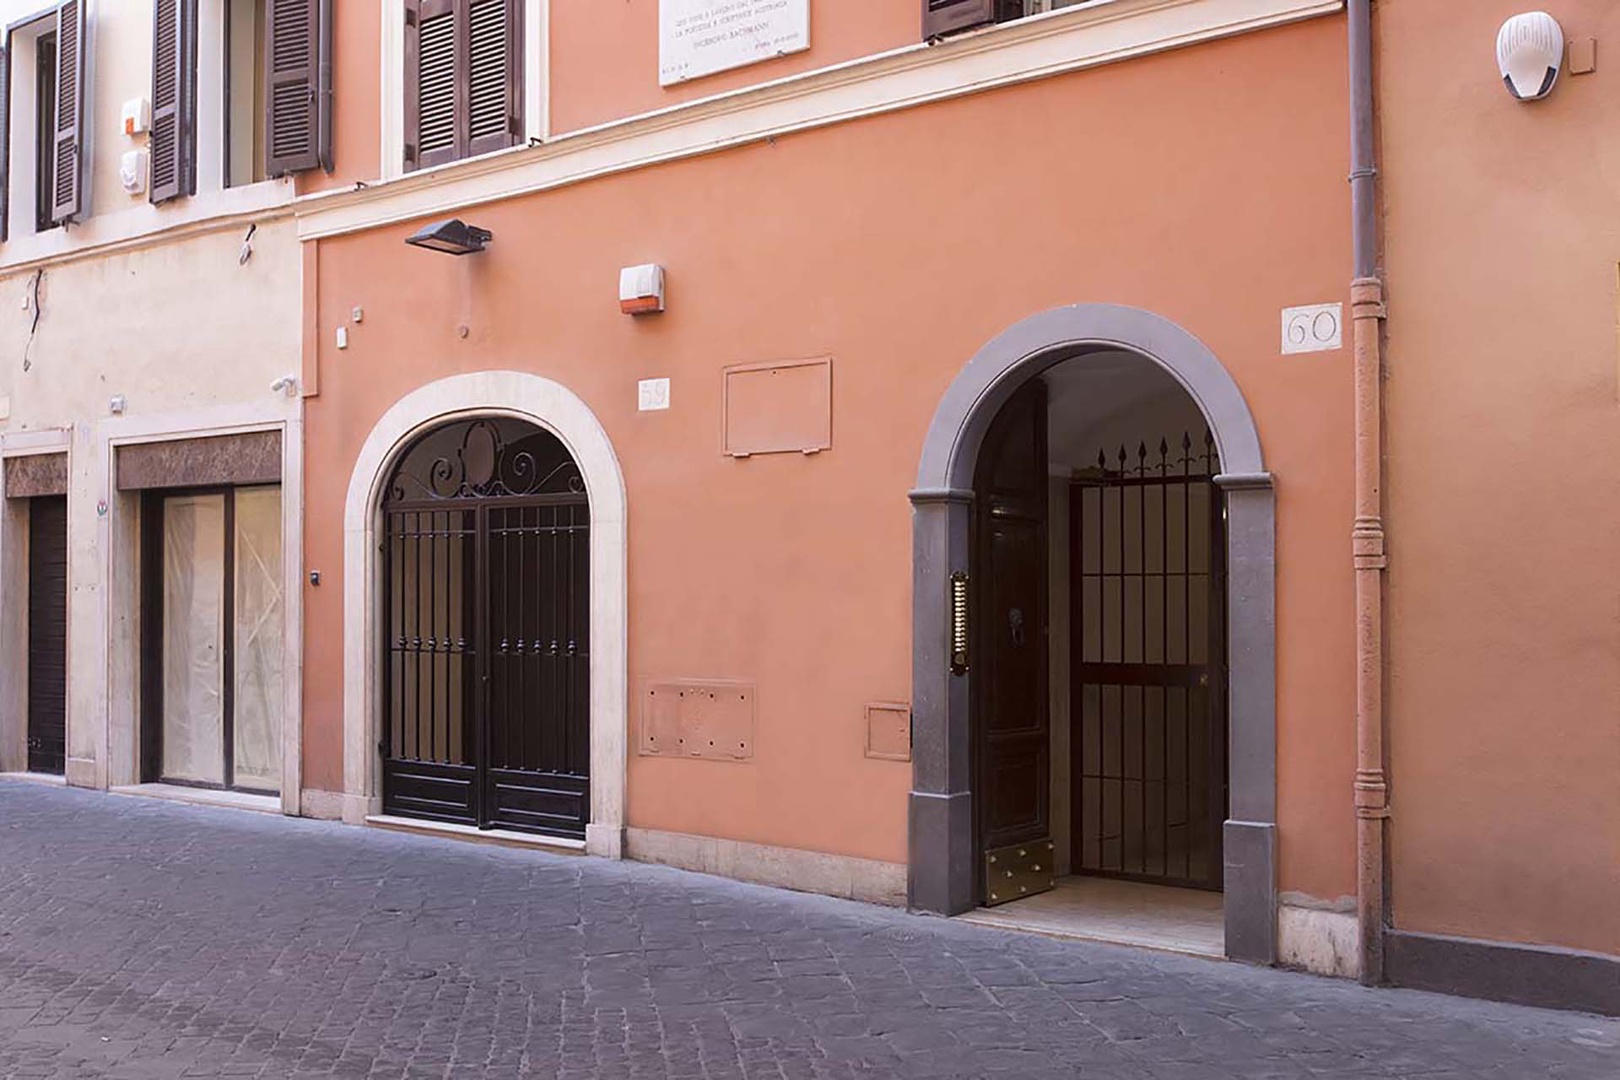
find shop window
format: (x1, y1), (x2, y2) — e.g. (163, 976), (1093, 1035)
(404, 0), (522, 171)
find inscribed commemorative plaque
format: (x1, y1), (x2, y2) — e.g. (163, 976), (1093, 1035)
(659, 0), (810, 86)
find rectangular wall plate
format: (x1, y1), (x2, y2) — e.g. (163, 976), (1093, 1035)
(722, 357), (832, 457)
(864, 702), (911, 761)
(640, 680), (755, 761)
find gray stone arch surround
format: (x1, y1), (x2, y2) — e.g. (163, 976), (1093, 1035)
(909, 304), (1278, 965)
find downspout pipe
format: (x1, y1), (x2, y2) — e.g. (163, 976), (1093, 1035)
(1347, 0), (1389, 987)
(318, 0), (335, 173)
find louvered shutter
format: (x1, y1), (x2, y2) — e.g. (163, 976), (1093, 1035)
(150, 0), (196, 204)
(264, 0), (320, 175)
(405, 0), (459, 171)
(405, 0), (518, 172)
(923, 0), (997, 38)
(50, 0), (85, 224)
(467, 0), (520, 157)
(0, 42), (10, 242)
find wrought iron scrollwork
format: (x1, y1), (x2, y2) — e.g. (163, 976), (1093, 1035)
(384, 418), (585, 503)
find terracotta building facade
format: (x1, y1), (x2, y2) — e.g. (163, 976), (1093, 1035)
(5, 0), (1617, 1018)
(297, 0), (1359, 981)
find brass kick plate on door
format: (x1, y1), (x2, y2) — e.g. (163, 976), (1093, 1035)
(983, 839), (1056, 906)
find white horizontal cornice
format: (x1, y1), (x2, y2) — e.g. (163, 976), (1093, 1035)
(297, 0), (1341, 242)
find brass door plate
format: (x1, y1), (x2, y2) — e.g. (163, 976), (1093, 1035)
(983, 838), (1056, 906)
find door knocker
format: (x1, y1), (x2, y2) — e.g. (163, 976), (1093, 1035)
(1008, 607), (1026, 647)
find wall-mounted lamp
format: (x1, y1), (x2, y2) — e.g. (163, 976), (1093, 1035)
(1497, 12), (1565, 101)
(405, 219), (492, 256)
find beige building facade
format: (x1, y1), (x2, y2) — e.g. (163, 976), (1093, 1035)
(0, 0), (316, 814)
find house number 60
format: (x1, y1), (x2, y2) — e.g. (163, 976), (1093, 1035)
(1281, 303), (1344, 355)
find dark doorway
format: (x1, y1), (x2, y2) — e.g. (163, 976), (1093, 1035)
(1070, 434), (1227, 890)
(971, 378), (1054, 905)
(381, 417), (591, 839)
(26, 495), (67, 775)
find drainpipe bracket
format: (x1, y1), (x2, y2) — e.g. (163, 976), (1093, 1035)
(1350, 277), (1386, 320)
(1354, 769), (1389, 815)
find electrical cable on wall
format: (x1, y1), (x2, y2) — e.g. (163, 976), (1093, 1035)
(22, 268), (43, 372)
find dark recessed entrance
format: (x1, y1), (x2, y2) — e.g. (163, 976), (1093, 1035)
(26, 495), (67, 775)
(970, 357), (1229, 910)
(380, 417), (591, 839)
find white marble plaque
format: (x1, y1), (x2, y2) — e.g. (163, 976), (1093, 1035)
(660, 0), (810, 86)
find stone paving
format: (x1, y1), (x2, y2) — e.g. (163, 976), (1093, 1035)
(0, 781), (1615, 1080)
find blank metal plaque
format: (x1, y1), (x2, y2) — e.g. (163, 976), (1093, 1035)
(722, 357), (832, 458)
(641, 680), (755, 761)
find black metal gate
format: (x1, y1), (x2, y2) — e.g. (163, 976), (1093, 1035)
(381, 418), (590, 838)
(1070, 432), (1227, 890)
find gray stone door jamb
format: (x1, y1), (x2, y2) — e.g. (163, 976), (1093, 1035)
(908, 303), (1278, 965)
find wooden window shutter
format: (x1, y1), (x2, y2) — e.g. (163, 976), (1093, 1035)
(50, 0), (86, 224)
(0, 41), (10, 243)
(405, 0), (519, 172)
(150, 0), (197, 204)
(264, 0), (320, 175)
(405, 0), (460, 171)
(467, 0), (520, 158)
(922, 0), (997, 39)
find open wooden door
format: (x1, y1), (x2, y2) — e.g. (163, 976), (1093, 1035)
(972, 378), (1053, 905)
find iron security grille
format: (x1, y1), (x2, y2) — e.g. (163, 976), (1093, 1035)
(1071, 432), (1228, 890)
(382, 418), (590, 838)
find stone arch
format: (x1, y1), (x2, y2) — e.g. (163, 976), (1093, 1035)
(340, 371), (627, 857)
(908, 304), (1277, 964)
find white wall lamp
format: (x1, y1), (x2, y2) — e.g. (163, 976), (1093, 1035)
(1497, 12), (1565, 101)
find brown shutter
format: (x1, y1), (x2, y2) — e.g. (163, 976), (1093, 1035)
(50, 0), (85, 224)
(923, 0), (996, 38)
(150, 0), (196, 204)
(264, 0), (320, 175)
(0, 40), (10, 242)
(467, 0), (520, 157)
(405, 0), (459, 171)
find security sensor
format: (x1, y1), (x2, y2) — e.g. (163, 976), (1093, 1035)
(1497, 12), (1565, 101)
(270, 375), (298, 396)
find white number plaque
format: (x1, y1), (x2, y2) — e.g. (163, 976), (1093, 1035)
(1281, 303), (1344, 355)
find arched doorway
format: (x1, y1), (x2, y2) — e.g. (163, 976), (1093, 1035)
(909, 305), (1277, 964)
(379, 416), (591, 839)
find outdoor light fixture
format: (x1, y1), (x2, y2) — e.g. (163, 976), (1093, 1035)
(405, 219), (493, 255)
(1497, 12), (1565, 101)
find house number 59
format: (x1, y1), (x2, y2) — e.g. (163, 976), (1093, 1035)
(1281, 303), (1344, 355)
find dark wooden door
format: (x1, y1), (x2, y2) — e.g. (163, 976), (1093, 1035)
(27, 495), (67, 775)
(972, 378), (1053, 905)
(381, 419), (591, 839)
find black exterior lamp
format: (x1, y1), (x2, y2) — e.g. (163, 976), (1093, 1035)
(405, 219), (493, 255)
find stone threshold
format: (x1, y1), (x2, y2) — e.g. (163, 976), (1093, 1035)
(364, 814), (586, 855)
(956, 907), (1228, 960)
(109, 783), (283, 815)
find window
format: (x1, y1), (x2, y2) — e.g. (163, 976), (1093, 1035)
(0, 1), (86, 241)
(32, 30), (56, 232)
(404, 0), (521, 172)
(923, 0), (1088, 38)
(151, 0), (328, 206)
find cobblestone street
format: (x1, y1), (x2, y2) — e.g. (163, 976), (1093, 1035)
(0, 782), (1614, 1079)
